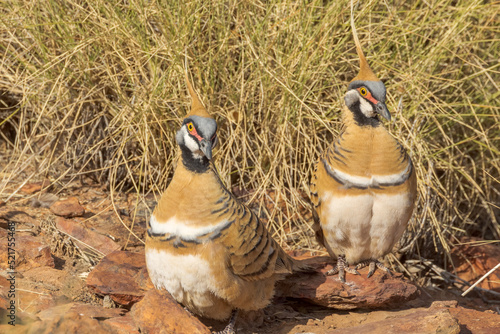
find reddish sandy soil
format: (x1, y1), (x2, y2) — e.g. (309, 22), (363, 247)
(1, 174), (500, 333)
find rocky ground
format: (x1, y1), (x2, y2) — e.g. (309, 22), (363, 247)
(1, 180), (500, 333)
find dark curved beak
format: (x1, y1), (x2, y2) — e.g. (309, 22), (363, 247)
(375, 102), (391, 121)
(199, 139), (213, 160)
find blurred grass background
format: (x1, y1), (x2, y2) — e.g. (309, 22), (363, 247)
(0, 0), (499, 285)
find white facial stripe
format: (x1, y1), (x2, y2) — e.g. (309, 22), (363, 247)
(325, 160), (412, 188)
(150, 215), (231, 241)
(179, 126), (203, 160)
(358, 95), (375, 117)
(180, 126), (200, 152)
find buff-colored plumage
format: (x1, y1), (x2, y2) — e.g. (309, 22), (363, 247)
(310, 0), (417, 281)
(145, 74), (301, 324)
(184, 72), (211, 119)
(310, 110), (417, 263)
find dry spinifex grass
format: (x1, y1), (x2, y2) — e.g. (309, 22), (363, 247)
(0, 0), (498, 284)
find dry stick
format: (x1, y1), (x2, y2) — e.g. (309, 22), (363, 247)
(462, 262), (500, 297)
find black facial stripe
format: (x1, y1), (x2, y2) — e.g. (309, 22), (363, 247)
(350, 100), (381, 127)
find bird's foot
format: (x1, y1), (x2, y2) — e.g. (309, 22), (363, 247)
(215, 310), (237, 334)
(326, 255), (359, 283)
(355, 259), (393, 278)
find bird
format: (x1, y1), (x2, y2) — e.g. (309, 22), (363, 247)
(145, 72), (306, 334)
(309, 1), (417, 283)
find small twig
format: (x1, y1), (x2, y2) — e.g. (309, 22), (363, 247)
(462, 262), (500, 297)
(16, 288), (50, 296)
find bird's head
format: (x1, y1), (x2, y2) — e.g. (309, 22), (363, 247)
(176, 115), (218, 161)
(176, 73), (218, 171)
(344, 0), (391, 125)
(344, 79), (390, 124)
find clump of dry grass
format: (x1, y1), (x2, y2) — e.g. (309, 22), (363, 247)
(0, 0), (498, 282)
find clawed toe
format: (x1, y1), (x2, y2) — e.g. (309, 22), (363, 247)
(358, 260), (392, 278)
(326, 256), (393, 282)
(214, 310), (237, 334)
(326, 267), (339, 276)
(326, 255), (353, 283)
(345, 267), (360, 276)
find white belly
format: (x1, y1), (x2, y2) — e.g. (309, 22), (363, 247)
(321, 191), (413, 264)
(145, 248), (216, 308)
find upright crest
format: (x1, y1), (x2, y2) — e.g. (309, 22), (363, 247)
(350, 0), (380, 83)
(185, 70), (212, 119)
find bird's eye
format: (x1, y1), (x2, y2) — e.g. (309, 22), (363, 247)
(187, 123), (194, 132)
(359, 87), (368, 96)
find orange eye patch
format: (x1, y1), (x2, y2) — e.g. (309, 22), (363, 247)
(186, 122), (203, 141)
(357, 87), (378, 104)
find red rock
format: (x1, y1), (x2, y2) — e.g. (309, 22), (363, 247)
(0, 324), (29, 334)
(86, 251), (150, 306)
(0, 209), (38, 226)
(37, 302), (125, 321)
(55, 217), (120, 256)
(449, 305), (500, 333)
(67, 303), (125, 319)
(85, 211), (143, 247)
(25, 313), (112, 334)
(131, 289), (211, 334)
(327, 307), (461, 334)
(276, 256), (419, 309)
(450, 236), (500, 292)
(0, 276), (39, 328)
(103, 314), (139, 334)
(50, 197), (85, 218)
(18, 291), (56, 316)
(0, 232), (54, 270)
(137, 266), (155, 291)
(21, 180), (51, 194)
(0, 293), (8, 323)
(0, 275), (10, 297)
(36, 303), (74, 321)
(22, 266), (68, 292)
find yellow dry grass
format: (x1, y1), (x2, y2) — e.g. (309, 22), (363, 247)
(0, 0), (498, 284)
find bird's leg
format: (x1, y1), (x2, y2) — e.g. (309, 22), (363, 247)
(374, 260), (393, 278)
(367, 261), (377, 278)
(355, 259), (393, 278)
(215, 310), (238, 334)
(326, 254), (359, 283)
(354, 260), (370, 271)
